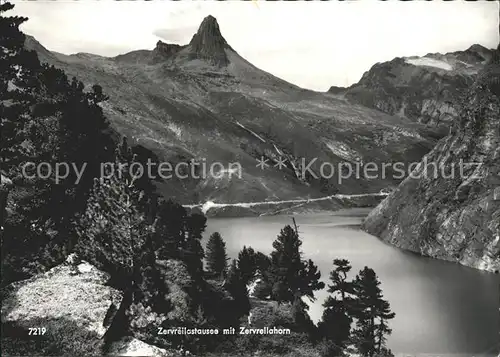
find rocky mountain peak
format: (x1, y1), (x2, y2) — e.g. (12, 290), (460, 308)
(188, 15), (231, 66)
(465, 44), (494, 61)
(151, 40), (183, 63)
(191, 15), (226, 46)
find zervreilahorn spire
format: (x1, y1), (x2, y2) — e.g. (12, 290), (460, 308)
(188, 15), (231, 66)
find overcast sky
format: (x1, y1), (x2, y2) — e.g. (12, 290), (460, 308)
(12, 0), (499, 91)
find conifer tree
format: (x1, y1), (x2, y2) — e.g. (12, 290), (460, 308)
(1, 2), (110, 283)
(269, 225), (304, 303)
(300, 258), (326, 301)
(226, 259), (251, 316)
(255, 251), (272, 272)
(291, 295), (315, 335)
(76, 140), (151, 300)
(268, 224), (324, 303)
(0, 1), (30, 163)
(205, 232), (228, 278)
(237, 246), (258, 285)
(236, 248), (273, 300)
(373, 300), (394, 355)
(152, 198), (207, 280)
(251, 269), (272, 300)
(1, 2), (114, 257)
(318, 259), (356, 354)
(1, 2), (47, 183)
(132, 232), (168, 309)
(183, 212), (207, 275)
(351, 267), (395, 357)
(154, 199), (187, 260)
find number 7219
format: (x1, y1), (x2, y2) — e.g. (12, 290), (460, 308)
(28, 327), (47, 335)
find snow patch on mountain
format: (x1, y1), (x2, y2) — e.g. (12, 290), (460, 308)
(167, 123), (182, 138)
(325, 141), (358, 161)
(273, 144), (283, 156)
(236, 121), (266, 142)
(406, 57), (453, 71)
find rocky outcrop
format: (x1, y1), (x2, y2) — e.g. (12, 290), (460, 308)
(0, 174), (13, 231)
(107, 336), (174, 356)
(152, 41), (184, 63)
(327, 85), (347, 95)
(362, 54), (500, 272)
(1, 260), (123, 354)
(187, 15), (231, 66)
(344, 46), (494, 128)
(126, 16), (231, 67)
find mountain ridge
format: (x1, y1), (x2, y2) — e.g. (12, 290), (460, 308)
(23, 16), (441, 212)
(334, 45), (495, 128)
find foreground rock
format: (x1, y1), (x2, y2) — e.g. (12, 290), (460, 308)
(107, 336), (174, 356)
(363, 54), (500, 272)
(1, 260), (123, 355)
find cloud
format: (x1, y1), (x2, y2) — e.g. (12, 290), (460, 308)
(153, 27), (198, 44)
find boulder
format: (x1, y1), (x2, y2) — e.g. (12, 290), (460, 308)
(1, 261), (123, 355)
(494, 187), (500, 201)
(0, 173), (13, 190)
(107, 336), (174, 356)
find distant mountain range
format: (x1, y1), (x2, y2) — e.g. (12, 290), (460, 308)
(24, 15), (490, 212)
(330, 45), (495, 128)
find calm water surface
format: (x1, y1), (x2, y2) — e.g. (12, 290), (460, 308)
(204, 208), (499, 356)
